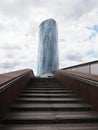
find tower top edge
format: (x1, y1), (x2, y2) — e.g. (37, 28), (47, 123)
(39, 18), (56, 27)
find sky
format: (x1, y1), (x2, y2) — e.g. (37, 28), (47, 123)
(0, 0), (98, 75)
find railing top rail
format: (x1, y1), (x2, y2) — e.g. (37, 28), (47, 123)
(62, 60), (98, 70)
(0, 69), (34, 92)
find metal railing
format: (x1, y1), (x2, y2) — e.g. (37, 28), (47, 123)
(62, 60), (98, 75)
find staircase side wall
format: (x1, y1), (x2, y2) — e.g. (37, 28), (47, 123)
(54, 70), (98, 111)
(0, 69), (34, 119)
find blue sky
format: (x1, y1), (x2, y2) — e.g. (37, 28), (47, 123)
(0, 0), (98, 75)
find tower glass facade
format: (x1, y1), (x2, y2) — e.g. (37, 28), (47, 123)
(37, 19), (59, 76)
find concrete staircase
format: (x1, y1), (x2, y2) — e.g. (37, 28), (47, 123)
(1, 78), (98, 130)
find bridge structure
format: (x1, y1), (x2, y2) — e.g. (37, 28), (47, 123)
(0, 60), (98, 129)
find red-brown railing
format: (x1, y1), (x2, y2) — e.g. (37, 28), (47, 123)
(54, 69), (98, 111)
(0, 69), (34, 119)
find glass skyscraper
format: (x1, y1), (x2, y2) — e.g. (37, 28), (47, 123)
(37, 18), (59, 76)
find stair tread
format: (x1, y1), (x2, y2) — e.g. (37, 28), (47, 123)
(16, 97), (82, 101)
(4, 111), (98, 120)
(25, 88), (69, 90)
(19, 93), (77, 96)
(11, 103), (91, 108)
(22, 90), (72, 92)
(22, 92), (72, 94)
(1, 124), (98, 130)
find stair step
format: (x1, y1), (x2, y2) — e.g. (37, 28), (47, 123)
(22, 91), (72, 94)
(22, 90), (72, 92)
(11, 103), (91, 108)
(1, 124), (98, 130)
(4, 111), (98, 119)
(11, 103), (92, 111)
(16, 97), (83, 103)
(24, 88), (69, 90)
(16, 100), (83, 104)
(2, 119), (98, 124)
(30, 86), (64, 88)
(11, 107), (92, 112)
(2, 111), (98, 124)
(19, 93), (78, 98)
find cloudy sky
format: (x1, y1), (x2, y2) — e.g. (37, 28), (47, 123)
(0, 0), (98, 75)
